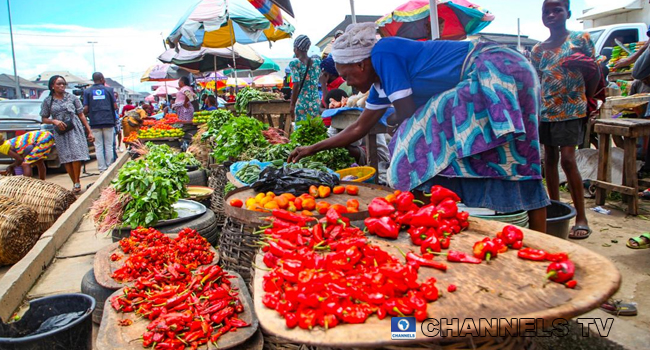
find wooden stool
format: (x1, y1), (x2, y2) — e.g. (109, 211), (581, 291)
(331, 110), (388, 182)
(593, 119), (650, 215)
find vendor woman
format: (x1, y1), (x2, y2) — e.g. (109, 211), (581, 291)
(289, 23), (550, 232)
(0, 130), (54, 180)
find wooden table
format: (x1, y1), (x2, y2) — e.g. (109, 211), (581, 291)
(248, 100), (292, 134)
(607, 71), (633, 83)
(331, 109), (388, 183)
(592, 94), (650, 149)
(252, 218), (621, 347)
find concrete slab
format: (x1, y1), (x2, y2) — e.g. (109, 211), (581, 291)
(57, 218), (112, 258)
(26, 254), (94, 300)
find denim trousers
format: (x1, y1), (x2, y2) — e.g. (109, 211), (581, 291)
(92, 127), (115, 173)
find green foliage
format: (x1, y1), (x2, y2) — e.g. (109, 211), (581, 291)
(211, 116), (269, 163)
(234, 87), (277, 115)
(288, 116), (354, 171)
(202, 109), (235, 141)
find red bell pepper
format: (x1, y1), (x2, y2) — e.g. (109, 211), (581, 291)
(367, 198), (396, 218)
(409, 205), (440, 227)
(420, 235), (441, 254)
(472, 238), (499, 261)
(364, 217), (400, 239)
(496, 225), (524, 249)
(426, 185), (461, 205)
(395, 192), (421, 212)
(435, 198), (458, 219)
(546, 259), (575, 284)
(517, 248), (547, 261)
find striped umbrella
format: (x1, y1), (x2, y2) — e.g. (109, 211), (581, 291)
(377, 0), (494, 41)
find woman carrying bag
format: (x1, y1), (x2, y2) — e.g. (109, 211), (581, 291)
(40, 75), (94, 194)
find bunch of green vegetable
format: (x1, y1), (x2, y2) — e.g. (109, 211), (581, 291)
(202, 109), (235, 141)
(235, 162), (262, 184)
(289, 116), (354, 171)
(145, 143), (201, 169)
(211, 116), (269, 163)
(253, 143), (292, 162)
(234, 87), (278, 115)
(286, 158), (330, 173)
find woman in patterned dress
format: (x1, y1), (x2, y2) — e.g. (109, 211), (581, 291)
(289, 35), (322, 122)
(289, 23), (550, 232)
(40, 75), (94, 193)
(0, 130), (54, 180)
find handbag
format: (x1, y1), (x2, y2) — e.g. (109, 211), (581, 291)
(295, 58), (313, 99)
(49, 96), (75, 135)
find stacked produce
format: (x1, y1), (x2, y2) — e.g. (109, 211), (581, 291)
(139, 114), (184, 139)
(89, 144), (189, 233)
(234, 87), (282, 115)
(201, 110), (235, 142)
(211, 116), (269, 163)
(192, 110), (212, 124)
(608, 41), (646, 72)
(110, 228), (250, 348)
(230, 184), (359, 215)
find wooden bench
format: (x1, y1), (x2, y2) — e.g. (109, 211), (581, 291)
(593, 118), (650, 215)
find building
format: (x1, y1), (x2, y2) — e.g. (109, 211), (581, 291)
(578, 0), (650, 29)
(104, 78), (127, 106)
(32, 71), (91, 87)
(0, 74), (47, 100)
(467, 33), (540, 53)
(315, 15), (383, 54)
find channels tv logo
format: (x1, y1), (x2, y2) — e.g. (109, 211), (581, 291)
(391, 317), (416, 340)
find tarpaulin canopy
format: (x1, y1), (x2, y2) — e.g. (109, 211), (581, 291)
(140, 64), (193, 82)
(158, 44), (264, 73)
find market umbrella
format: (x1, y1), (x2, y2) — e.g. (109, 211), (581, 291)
(167, 0), (294, 50)
(153, 85), (178, 96)
(158, 44), (264, 72)
(140, 64), (193, 82)
(197, 71), (228, 82)
(253, 74), (283, 87)
(226, 77), (249, 88)
(246, 0), (284, 26)
(145, 94), (156, 102)
(222, 55), (280, 77)
(376, 0), (494, 41)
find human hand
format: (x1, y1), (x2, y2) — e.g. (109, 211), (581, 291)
(287, 146), (314, 163)
(56, 120), (67, 131)
(614, 57), (633, 70)
(87, 133), (95, 143)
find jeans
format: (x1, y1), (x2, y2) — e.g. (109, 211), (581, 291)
(92, 127), (115, 173)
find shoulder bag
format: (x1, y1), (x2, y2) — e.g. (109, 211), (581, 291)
(49, 95), (75, 135)
(295, 58), (313, 98)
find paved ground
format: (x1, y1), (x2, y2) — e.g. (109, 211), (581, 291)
(10, 168), (650, 349)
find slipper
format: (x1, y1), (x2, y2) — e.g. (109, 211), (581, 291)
(600, 300), (638, 316)
(569, 225), (592, 240)
(72, 183), (81, 194)
(626, 232), (650, 249)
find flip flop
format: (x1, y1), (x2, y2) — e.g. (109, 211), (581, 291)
(626, 232), (650, 249)
(600, 300), (638, 316)
(569, 225), (592, 240)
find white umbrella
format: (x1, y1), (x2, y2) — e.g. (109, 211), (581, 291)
(153, 85), (179, 96)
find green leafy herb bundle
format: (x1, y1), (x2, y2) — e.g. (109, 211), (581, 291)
(211, 116), (269, 163)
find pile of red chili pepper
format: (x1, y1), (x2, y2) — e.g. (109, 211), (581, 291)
(363, 187), (478, 266)
(111, 263), (249, 349)
(112, 227), (214, 283)
(260, 208), (442, 329)
(517, 248), (577, 288)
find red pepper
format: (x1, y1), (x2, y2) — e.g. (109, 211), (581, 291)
(419, 277), (439, 302)
(546, 252), (569, 262)
(420, 235), (441, 254)
(405, 251), (447, 271)
(229, 317), (249, 328)
(496, 225), (524, 249)
(325, 207), (349, 227)
(565, 280), (578, 289)
(364, 217), (400, 239)
(272, 209), (314, 226)
(395, 192), (420, 212)
(426, 185), (461, 205)
(472, 238), (498, 261)
(435, 198), (458, 219)
(320, 314), (339, 329)
(409, 205), (440, 227)
(367, 198), (396, 218)
(408, 226), (428, 245)
(447, 284), (457, 292)
(285, 313), (298, 328)
(440, 237), (451, 249)
(442, 250), (482, 264)
(297, 308), (318, 329)
(415, 309), (428, 322)
(517, 248), (547, 261)
(547, 260), (575, 284)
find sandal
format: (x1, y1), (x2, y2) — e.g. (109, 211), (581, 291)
(600, 300), (638, 316)
(627, 232), (650, 249)
(72, 183), (81, 194)
(569, 225), (592, 240)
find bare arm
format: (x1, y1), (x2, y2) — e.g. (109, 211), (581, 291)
(388, 96), (417, 126)
(7, 149), (24, 167)
(77, 112), (95, 142)
(288, 108), (386, 162)
(614, 41), (649, 69)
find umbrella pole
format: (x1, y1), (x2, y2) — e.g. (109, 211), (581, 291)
(226, 0), (239, 93)
(429, 0), (440, 40)
(214, 55), (217, 95)
(349, 0), (356, 24)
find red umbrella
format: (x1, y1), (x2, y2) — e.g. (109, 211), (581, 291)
(377, 0), (494, 41)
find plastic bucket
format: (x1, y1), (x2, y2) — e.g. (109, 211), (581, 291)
(0, 293), (95, 350)
(472, 210), (529, 228)
(546, 200), (577, 240)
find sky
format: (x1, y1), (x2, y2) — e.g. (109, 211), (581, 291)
(0, 0), (614, 93)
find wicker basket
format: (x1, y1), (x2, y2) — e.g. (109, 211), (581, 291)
(187, 126), (211, 168)
(0, 176), (76, 233)
(0, 195), (41, 266)
(208, 164), (228, 227)
(218, 217), (262, 286)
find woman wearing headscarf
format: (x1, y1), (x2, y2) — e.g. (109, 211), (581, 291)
(289, 23), (550, 232)
(289, 35), (321, 122)
(320, 54), (352, 108)
(40, 75), (94, 193)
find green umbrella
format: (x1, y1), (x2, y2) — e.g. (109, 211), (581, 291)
(223, 56), (280, 77)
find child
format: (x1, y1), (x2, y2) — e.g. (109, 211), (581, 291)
(531, 0), (600, 239)
(0, 130), (54, 180)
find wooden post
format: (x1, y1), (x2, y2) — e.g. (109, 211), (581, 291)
(623, 137), (639, 215)
(595, 132), (610, 205)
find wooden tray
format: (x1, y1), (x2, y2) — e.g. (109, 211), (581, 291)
(96, 271), (258, 350)
(252, 218), (621, 347)
(94, 235), (220, 290)
(224, 181), (394, 225)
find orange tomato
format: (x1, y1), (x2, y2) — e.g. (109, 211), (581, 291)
(266, 192), (276, 198)
(346, 199), (360, 210)
(264, 201), (280, 210)
(330, 204), (348, 214)
(318, 186), (331, 198)
(385, 194), (397, 203)
(255, 193), (266, 202)
(301, 210), (314, 217)
(280, 193), (296, 201)
(274, 196), (289, 209)
(294, 198), (303, 210)
(229, 198), (243, 208)
(347, 207), (359, 213)
(287, 202), (297, 212)
(345, 185), (359, 196)
(316, 201), (331, 215)
(245, 198), (257, 208)
(260, 197), (273, 206)
(302, 198), (316, 211)
(332, 186), (345, 195)
(309, 185), (319, 198)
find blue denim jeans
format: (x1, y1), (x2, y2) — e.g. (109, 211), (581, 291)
(92, 127), (115, 173)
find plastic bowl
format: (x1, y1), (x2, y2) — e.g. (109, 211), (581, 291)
(335, 166), (376, 183)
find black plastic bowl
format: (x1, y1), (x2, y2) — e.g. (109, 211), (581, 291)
(0, 293), (95, 350)
(546, 200), (577, 240)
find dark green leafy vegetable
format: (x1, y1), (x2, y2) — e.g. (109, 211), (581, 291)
(289, 116), (354, 171)
(211, 116), (269, 163)
(202, 109), (235, 141)
(224, 182), (236, 196)
(234, 87), (279, 115)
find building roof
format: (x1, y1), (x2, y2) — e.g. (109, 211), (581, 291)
(577, 0), (643, 21)
(104, 78), (125, 89)
(31, 71), (91, 85)
(469, 33), (540, 47)
(0, 73), (47, 90)
(316, 15), (383, 50)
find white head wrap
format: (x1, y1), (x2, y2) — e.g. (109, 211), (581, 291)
(331, 23), (377, 64)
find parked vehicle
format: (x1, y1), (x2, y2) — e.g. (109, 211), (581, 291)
(586, 23), (649, 73)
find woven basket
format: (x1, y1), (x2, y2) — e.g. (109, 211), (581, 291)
(187, 126), (211, 168)
(208, 164), (228, 227)
(0, 176), (76, 233)
(0, 195), (41, 266)
(218, 217), (261, 286)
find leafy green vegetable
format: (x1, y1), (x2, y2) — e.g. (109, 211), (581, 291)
(288, 116), (354, 171)
(224, 182), (236, 196)
(202, 109), (235, 141)
(211, 116), (269, 163)
(234, 87), (278, 115)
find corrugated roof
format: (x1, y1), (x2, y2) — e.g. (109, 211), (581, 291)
(0, 73), (47, 90)
(31, 71), (91, 85)
(316, 15), (383, 50)
(577, 0), (643, 21)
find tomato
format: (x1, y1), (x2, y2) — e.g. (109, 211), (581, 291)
(229, 199), (243, 208)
